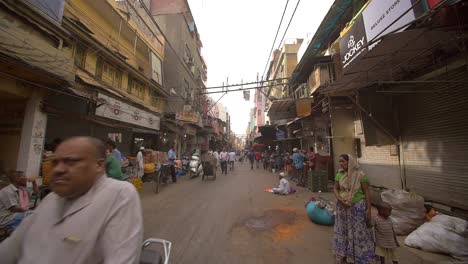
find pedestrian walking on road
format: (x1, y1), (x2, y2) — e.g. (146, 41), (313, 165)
(248, 150), (255, 170)
(0, 137), (143, 264)
(212, 149), (219, 172)
(254, 150), (261, 169)
(228, 150), (236, 171)
(168, 145), (177, 183)
(219, 148), (228, 174)
(333, 154), (374, 264)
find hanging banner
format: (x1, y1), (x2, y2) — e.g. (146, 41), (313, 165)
(176, 111), (200, 124)
(95, 93), (160, 130)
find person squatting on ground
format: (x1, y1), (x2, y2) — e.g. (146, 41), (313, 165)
(333, 154), (375, 264)
(272, 172), (290, 195)
(373, 202), (400, 264)
(0, 137), (143, 264)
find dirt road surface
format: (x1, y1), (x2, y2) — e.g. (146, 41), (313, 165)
(141, 162), (334, 264)
(140, 162), (455, 264)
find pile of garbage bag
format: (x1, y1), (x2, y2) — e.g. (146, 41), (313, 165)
(381, 190), (426, 235)
(305, 197), (335, 226)
(405, 214), (468, 260)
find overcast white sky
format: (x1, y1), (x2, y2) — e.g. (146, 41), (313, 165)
(187, 0), (334, 136)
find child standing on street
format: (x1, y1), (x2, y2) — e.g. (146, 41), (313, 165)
(374, 202), (399, 264)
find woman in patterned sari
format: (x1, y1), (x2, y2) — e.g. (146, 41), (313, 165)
(333, 154), (375, 264)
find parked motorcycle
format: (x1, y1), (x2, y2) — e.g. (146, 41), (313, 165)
(182, 155), (190, 175)
(189, 156), (204, 178)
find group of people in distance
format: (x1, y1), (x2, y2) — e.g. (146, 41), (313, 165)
(210, 148), (237, 175)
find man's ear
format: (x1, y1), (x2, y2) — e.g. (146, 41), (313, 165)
(97, 158), (105, 170)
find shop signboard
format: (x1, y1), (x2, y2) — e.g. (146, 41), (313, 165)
(362, 0), (417, 50)
(340, 15), (368, 70)
(150, 52), (162, 85)
(95, 93), (160, 130)
(176, 111), (200, 124)
(340, 0), (419, 70)
(276, 130), (285, 140)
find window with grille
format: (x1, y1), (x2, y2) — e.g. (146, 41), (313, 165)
(73, 44), (86, 68)
(95, 57), (122, 89)
(128, 76), (146, 99)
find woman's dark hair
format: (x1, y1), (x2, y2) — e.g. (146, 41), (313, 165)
(309, 147), (314, 152)
(339, 154), (349, 161)
(106, 140), (116, 149)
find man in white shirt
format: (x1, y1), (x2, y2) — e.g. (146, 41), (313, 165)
(0, 137), (143, 264)
(228, 150), (236, 171)
(136, 146), (145, 178)
(212, 150), (219, 172)
(272, 172), (290, 195)
(219, 148), (229, 175)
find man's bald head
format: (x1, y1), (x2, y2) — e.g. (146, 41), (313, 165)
(51, 136), (107, 198)
(60, 137), (107, 159)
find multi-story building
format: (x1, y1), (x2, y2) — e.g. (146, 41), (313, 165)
(266, 39), (303, 102)
(0, 0), (167, 178)
(150, 0), (208, 154)
(289, 0), (468, 217)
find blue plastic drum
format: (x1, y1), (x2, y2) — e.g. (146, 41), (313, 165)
(306, 202), (335, 226)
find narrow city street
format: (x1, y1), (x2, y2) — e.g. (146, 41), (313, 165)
(140, 162), (457, 264)
(140, 162), (335, 264)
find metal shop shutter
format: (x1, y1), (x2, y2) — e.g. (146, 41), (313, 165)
(355, 119), (402, 190)
(399, 69), (468, 211)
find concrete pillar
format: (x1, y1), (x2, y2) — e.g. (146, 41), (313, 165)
(16, 89), (46, 177)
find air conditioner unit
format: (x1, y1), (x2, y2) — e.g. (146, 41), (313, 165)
(308, 63), (336, 96)
(187, 57), (194, 66)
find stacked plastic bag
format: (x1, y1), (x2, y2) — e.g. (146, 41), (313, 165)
(381, 190), (426, 235)
(306, 197), (335, 226)
(405, 214), (468, 260)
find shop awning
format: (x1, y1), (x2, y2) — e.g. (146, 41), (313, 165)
(286, 113), (312, 127)
(267, 99), (296, 120)
(321, 28), (458, 94)
(132, 127), (159, 135)
(76, 69), (123, 99)
(268, 98), (313, 121)
(273, 137), (302, 142)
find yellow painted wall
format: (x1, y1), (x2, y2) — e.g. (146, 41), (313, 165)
(65, 0), (165, 113)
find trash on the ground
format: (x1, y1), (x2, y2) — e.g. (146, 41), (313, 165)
(264, 188), (273, 193)
(381, 190), (426, 235)
(404, 214), (468, 260)
(305, 197), (335, 226)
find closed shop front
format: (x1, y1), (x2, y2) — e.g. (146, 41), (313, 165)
(354, 118), (402, 190)
(399, 68), (468, 211)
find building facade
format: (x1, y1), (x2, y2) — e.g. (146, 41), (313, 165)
(0, 0), (167, 180)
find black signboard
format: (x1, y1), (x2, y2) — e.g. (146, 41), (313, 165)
(339, 15), (368, 70)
